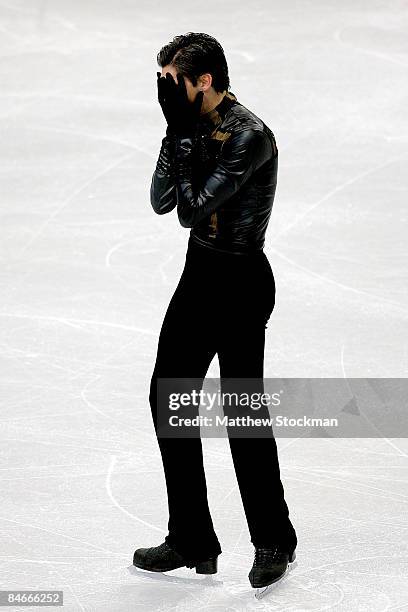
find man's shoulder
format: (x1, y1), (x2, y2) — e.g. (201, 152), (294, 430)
(224, 102), (268, 131)
(222, 102), (277, 154)
(223, 102), (275, 142)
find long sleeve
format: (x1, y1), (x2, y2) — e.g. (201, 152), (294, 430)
(150, 132), (178, 215)
(174, 128), (273, 229)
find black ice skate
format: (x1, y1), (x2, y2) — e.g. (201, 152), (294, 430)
(249, 544), (297, 597)
(133, 541), (218, 574)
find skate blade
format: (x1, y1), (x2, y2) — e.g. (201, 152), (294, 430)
(254, 559), (297, 599)
(255, 577), (284, 600)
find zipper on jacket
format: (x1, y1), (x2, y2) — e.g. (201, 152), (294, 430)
(209, 212), (218, 238)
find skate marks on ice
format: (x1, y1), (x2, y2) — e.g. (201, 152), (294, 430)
(1, 0), (408, 609)
(126, 544), (400, 610)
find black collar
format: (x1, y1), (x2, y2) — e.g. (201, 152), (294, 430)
(199, 91), (238, 133)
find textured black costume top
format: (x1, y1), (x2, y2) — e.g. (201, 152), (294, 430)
(150, 91), (278, 254)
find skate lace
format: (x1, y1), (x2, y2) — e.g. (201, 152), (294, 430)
(149, 541), (170, 556)
(254, 546), (279, 566)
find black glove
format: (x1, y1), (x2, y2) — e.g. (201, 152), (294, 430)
(156, 71), (204, 138)
(156, 71), (172, 129)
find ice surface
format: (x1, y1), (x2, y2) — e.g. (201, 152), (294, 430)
(0, 0), (407, 610)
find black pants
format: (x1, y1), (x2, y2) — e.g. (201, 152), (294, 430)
(149, 237), (297, 565)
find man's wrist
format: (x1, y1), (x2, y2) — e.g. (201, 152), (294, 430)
(174, 135), (195, 180)
(167, 121), (199, 140)
(165, 125), (175, 137)
(174, 130), (197, 140)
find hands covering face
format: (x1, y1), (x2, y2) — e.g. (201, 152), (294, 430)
(156, 71), (204, 138)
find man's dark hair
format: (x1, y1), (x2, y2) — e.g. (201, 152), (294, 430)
(157, 32), (230, 94)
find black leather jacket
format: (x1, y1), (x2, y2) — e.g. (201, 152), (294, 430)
(150, 91), (278, 254)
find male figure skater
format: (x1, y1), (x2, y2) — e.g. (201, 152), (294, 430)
(133, 32), (297, 590)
